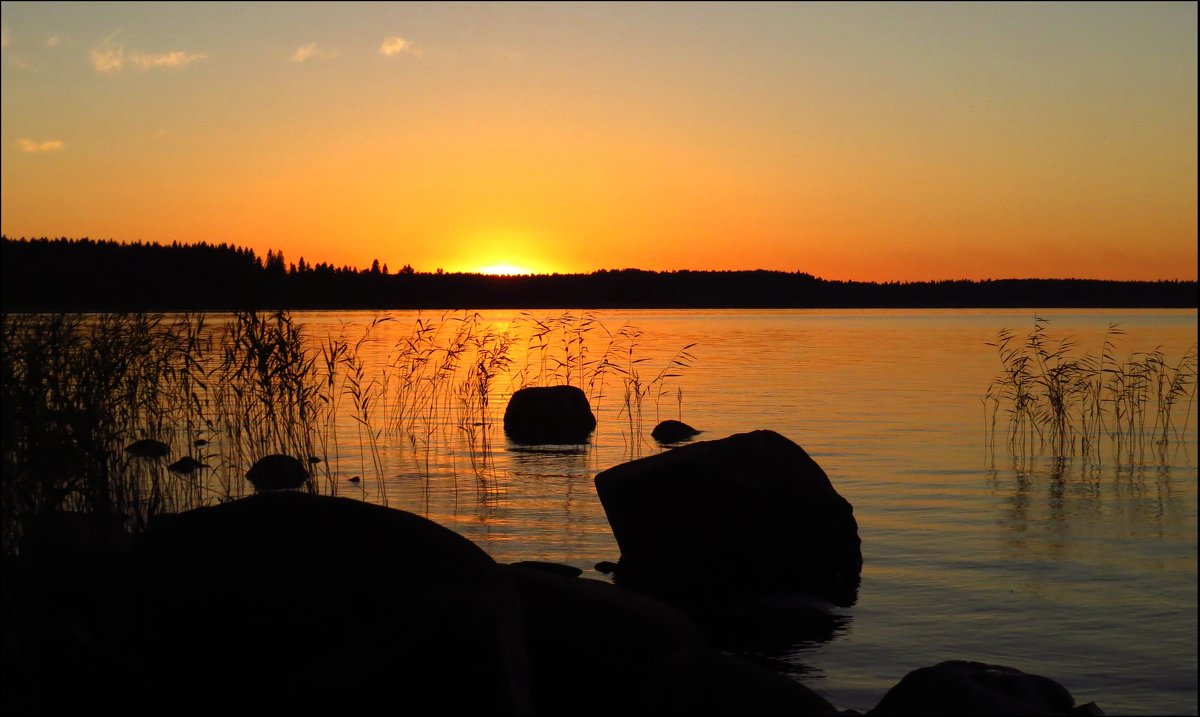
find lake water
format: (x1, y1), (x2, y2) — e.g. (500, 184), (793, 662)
(284, 308), (1197, 715)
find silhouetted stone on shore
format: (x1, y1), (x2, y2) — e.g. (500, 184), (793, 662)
(2, 492), (1115, 716)
(135, 492), (531, 715)
(641, 649), (841, 716)
(510, 560), (584, 578)
(695, 591), (850, 651)
(868, 660), (1104, 716)
(594, 430), (862, 607)
(503, 563), (706, 715)
(503, 385), (597, 444)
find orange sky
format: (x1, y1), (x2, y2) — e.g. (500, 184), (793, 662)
(1, 2), (1196, 280)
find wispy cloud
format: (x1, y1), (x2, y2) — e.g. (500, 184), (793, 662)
(290, 42), (337, 63)
(91, 34), (206, 73)
(2, 26), (10, 50)
(90, 42), (123, 72)
(379, 35), (417, 57)
(46, 35), (61, 48)
(18, 138), (65, 153)
(129, 50), (205, 70)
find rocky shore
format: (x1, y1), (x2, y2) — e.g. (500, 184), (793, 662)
(2, 430), (1103, 715)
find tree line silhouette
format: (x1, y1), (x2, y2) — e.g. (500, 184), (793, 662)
(2, 236), (1196, 311)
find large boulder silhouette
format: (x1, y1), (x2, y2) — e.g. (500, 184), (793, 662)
(503, 385), (596, 444)
(594, 430), (861, 607)
(641, 649), (841, 716)
(503, 563), (839, 716)
(133, 492), (530, 715)
(868, 660), (1102, 716)
(502, 564), (706, 715)
(7, 511), (137, 715)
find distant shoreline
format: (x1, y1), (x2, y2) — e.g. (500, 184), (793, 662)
(2, 237), (1196, 312)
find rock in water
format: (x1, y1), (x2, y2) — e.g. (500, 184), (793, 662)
(167, 456), (208, 475)
(503, 385), (596, 444)
(868, 660), (1099, 716)
(124, 438), (169, 459)
(594, 429), (862, 606)
(245, 454), (308, 491)
(651, 419), (701, 443)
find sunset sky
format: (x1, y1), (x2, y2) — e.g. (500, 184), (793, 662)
(1, 2), (1195, 280)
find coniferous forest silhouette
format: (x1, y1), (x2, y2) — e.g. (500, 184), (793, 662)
(2, 236), (1195, 312)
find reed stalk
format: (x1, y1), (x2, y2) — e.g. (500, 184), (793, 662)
(1, 309), (696, 554)
(986, 317), (1197, 468)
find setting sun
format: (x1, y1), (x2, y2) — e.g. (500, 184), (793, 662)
(453, 227), (556, 275)
(477, 263), (534, 276)
(0, 2), (1195, 282)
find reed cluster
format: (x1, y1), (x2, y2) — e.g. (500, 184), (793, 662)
(984, 317), (1198, 466)
(1, 309), (695, 554)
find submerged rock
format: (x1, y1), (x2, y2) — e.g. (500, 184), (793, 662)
(594, 429), (861, 607)
(503, 385), (597, 444)
(651, 419), (701, 443)
(869, 660), (1101, 716)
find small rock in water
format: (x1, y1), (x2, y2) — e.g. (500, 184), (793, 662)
(348, 476), (361, 483)
(125, 438), (170, 459)
(594, 561), (620, 574)
(168, 457), (209, 475)
(651, 420), (701, 443)
(503, 385), (596, 444)
(245, 454), (309, 491)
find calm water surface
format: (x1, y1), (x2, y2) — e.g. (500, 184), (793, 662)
(295, 308), (1197, 715)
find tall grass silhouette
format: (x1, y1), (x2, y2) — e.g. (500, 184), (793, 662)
(1, 309), (695, 553)
(984, 317), (1197, 467)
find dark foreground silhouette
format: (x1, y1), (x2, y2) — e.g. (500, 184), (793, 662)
(4, 491), (1104, 716)
(2, 430), (1105, 715)
(3, 236), (1195, 311)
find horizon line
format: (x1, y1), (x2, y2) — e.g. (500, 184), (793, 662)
(1, 235), (1196, 285)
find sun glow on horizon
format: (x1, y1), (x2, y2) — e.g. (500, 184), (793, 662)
(455, 227), (559, 276)
(476, 263), (534, 276)
(0, 3), (1195, 281)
